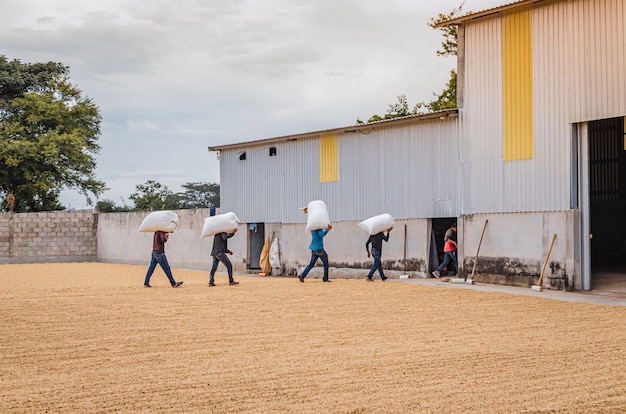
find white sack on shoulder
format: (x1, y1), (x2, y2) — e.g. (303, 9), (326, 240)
(138, 211), (180, 233)
(305, 200), (330, 231)
(358, 213), (394, 235)
(201, 212), (239, 238)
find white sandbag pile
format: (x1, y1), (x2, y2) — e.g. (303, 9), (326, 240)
(305, 200), (330, 231)
(201, 212), (239, 238)
(358, 213), (394, 235)
(138, 211), (180, 233)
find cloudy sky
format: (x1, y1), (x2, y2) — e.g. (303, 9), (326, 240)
(1, 0), (506, 209)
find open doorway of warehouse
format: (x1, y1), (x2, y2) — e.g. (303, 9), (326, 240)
(587, 116), (626, 293)
(247, 223), (265, 271)
(429, 218), (458, 276)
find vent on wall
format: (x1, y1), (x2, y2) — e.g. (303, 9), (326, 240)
(238, 151), (246, 161)
(269, 146), (277, 156)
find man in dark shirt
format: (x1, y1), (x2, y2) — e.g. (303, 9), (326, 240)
(209, 228), (239, 286)
(365, 227), (392, 281)
(144, 231), (183, 288)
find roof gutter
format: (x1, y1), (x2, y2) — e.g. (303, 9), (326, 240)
(435, 0), (553, 27)
(208, 109), (458, 152)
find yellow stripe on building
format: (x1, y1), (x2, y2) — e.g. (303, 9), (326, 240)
(320, 134), (339, 182)
(502, 7), (533, 161)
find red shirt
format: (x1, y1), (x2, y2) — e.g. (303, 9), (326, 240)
(152, 231), (168, 253)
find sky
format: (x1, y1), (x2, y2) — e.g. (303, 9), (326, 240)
(1, 0), (508, 209)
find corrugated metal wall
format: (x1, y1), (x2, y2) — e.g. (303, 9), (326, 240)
(460, 0), (625, 214)
(567, 0), (626, 122)
(219, 118), (459, 224)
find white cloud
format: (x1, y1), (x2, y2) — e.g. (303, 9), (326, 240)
(2, 0), (507, 207)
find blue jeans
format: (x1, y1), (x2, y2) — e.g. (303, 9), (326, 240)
(301, 250), (329, 281)
(367, 248), (385, 279)
(144, 251), (176, 286)
(436, 251), (458, 274)
(210, 253), (233, 284)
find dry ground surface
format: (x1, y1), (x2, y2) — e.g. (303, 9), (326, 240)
(1, 263), (625, 413)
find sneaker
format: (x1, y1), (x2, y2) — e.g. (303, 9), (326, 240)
(144, 284), (151, 288)
(381, 276), (387, 281)
(229, 281), (239, 286)
(208, 282), (216, 287)
(298, 275), (304, 283)
(366, 277), (373, 282)
(432, 271), (440, 279)
(323, 279), (332, 283)
(172, 281), (184, 288)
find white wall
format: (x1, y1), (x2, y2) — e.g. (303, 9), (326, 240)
(97, 209), (245, 274)
(97, 209), (578, 289)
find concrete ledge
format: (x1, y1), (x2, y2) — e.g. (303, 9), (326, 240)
(1, 255), (97, 264)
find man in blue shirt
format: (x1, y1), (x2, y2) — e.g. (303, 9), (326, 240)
(299, 224), (333, 283)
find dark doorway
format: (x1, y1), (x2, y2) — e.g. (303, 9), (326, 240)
(430, 218), (457, 275)
(588, 116), (626, 288)
(248, 223), (265, 270)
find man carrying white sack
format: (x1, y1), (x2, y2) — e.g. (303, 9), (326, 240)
(144, 231), (183, 288)
(209, 228), (239, 286)
(299, 223), (333, 283)
(365, 227), (392, 281)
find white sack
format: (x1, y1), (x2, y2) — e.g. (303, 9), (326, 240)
(201, 212), (239, 238)
(305, 200), (330, 231)
(138, 211), (180, 233)
(358, 213), (395, 235)
(269, 237), (281, 268)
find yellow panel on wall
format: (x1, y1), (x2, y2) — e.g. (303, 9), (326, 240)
(320, 134), (338, 182)
(502, 7), (533, 161)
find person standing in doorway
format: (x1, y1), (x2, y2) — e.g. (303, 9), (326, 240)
(432, 223), (458, 278)
(299, 224), (333, 283)
(365, 227), (393, 281)
(209, 228), (239, 286)
(144, 231), (183, 288)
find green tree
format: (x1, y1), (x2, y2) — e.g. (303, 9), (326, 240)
(98, 181), (220, 212)
(95, 198), (133, 213)
(427, 8), (461, 58)
(414, 70), (457, 114)
(0, 56), (107, 212)
(129, 180), (177, 211)
(356, 94), (414, 124)
(176, 182), (220, 209)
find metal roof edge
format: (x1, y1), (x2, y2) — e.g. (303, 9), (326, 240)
(207, 109), (458, 152)
(435, 0), (554, 27)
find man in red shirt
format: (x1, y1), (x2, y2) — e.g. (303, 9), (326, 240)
(432, 223), (457, 278)
(143, 231), (183, 288)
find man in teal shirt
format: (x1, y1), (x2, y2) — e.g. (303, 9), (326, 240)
(299, 224), (333, 283)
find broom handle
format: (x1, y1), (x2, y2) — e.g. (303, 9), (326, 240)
(403, 224), (407, 272)
(538, 234), (557, 286)
(471, 220), (488, 279)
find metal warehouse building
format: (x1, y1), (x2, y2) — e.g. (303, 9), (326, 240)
(209, 0), (626, 292)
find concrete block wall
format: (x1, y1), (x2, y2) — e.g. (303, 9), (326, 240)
(0, 214), (10, 258)
(0, 211), (97, 264)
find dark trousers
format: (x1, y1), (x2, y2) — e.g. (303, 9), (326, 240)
(436, 251), (458, 274)
(301, 250), (329, 281)
(210, 253), (233, 284)
(367, 248), (385, 279)
(144, 251), (176, 286)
